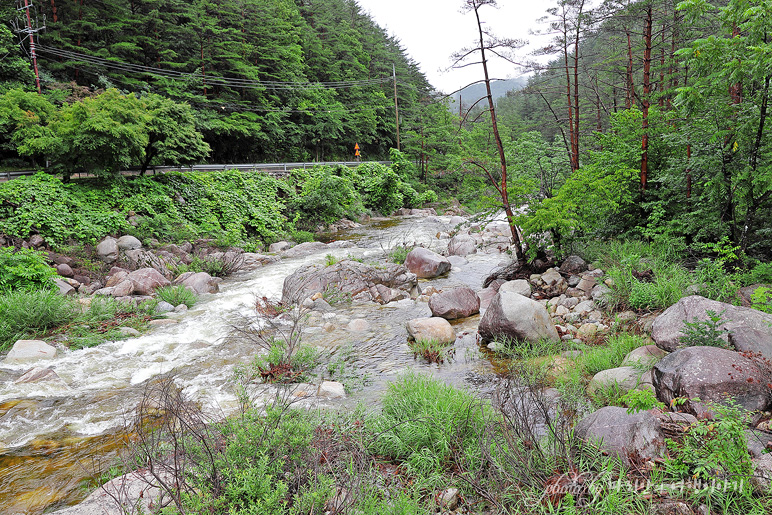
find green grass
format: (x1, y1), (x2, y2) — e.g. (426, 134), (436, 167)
(156, 285), (197, 308)
(0, 290), (76, 351)
(407, 337), (453, 363)
(368, 373), (489, 479)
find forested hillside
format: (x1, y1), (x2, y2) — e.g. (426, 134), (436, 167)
(1, 0), (431, 163)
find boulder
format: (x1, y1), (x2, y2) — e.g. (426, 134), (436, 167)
(111, 279), (135, 297)
(269, 241), (291, 253)
(574, 406), (665, 465)
(406, 317), (456, 344)
(106, 270), (129, 287)
(499, 279), (531, 297)
(14, 367), (63, 384)
(318, 381), (346, 399)
(559, 255), (588, 275)
(621, 345), (667, 368)
(449, 215), (466, 227)
(49, 470), (169, 515)
(476, 286), (498, 310)
(577, 276), (597, 295)
(652, 346), (772, 418)
(96, 236), (119, 263)
(428, 287), (480, 320)
(283, 242), (327, 258)
(447, 234), (477, 256)
(28, 234), (45, 248)
(155, 301), (175, 314)
(53, 278), (76, 296)
(175, 271), (219, 294)
(588, 366), (654, 395)
(541, 268), (567, 294)
(116, 235), (142, 250)
(404, 247), (451, 279)
(4, 340), (56, 363)
(56, 263), (74, 278)
(478, 290), (560, 344)
(652, 295), (772, 355)
(282, 260), (416, 305)
(128, 268), (170, 296)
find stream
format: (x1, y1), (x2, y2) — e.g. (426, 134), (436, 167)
(0, 215), (511, 514)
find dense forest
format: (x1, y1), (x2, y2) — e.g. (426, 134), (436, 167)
(1, 0), (431, 164)
(2, 0), (772, 263)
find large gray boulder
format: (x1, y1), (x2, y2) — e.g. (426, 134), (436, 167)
(128, 268), (170, 295)
(4, 340), (57, 363)
(499, 279), (531, 297)
(174, 271), (220, 294)
(50, 470), (170, 515)
(116, 235), (142, 250)
(96, 236), (119, 263)
(652, 346), (772, 418)
(282, 259), (417, 305)
(559, 255), (588, 275)
(447, 234), (477, 256)
(428, 287), (480, 320)
(652, 295), (772, 356)
(404, 247), (451, 279)
(574, 406), (665, 465)
(282, 241), (327, 258)
(588, 367), (654, 395)
(478, 290), (559, 343)
(406, 317), (456, 344)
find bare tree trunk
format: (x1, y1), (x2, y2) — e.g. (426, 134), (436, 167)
(472, 2), (524, 262)
(641, 4), (653, 192)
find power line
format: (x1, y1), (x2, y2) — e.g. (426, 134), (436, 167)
(36, 45), (392, 91)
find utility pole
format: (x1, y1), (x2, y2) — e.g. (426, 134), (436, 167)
(392, 63), (400, 151)
(14, 0), (45, 93)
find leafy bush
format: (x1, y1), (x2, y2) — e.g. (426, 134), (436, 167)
(679, 310), (731, 349)
(292, 167), (360, 224)
(419, 189), (438, 204)
(0, 247), (57, 292)
(665, 400), (753, 493)
(358, 163), (403, 215)
(620, 389), (665, 413)
(388, 244), (412, 264)
(156, 285), (197, 308)
(249, 338), (319, 384)
(750, 286), (772, 314)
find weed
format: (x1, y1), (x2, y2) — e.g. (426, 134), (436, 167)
(576, 333), (647, 377)
(679, 310), (731, 349)
(408, 337), (453, 364)
(156, 285), (197, 308)
(388, 244), (412, 264)
(750, 286), (772, 314)
(0, 290), (76, 351)
(250, 338), (320, 383)
(325, 344), (371, 393)
(0, 247), (57, 292)
(620, 388), (665, 413)
(324, 253), (338, 266)
(322, 285), (352, 306)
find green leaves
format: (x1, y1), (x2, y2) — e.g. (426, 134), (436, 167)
(0, 247), (58, 292)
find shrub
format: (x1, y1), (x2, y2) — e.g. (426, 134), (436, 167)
(388, 244), (412, 264)
(0, 290), (76, 351)
(419, 189), (438, 204)
(679, 310), (731, 349)
(408, 337), (453, 364)
(359, 163), (403, 215)
(292, 167), (360, 224)
(369, 373), (488, 478)
(0, 247), (57, 292)
(665, 400), (753, 494)
(156, 285), (197, 308)
(750, 286), (772, 314)
(620, 389), (665, 413)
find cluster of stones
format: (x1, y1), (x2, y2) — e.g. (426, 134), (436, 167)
(575, 295), (772, 493)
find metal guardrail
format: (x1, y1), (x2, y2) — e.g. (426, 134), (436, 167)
(0, 161), (391, 181)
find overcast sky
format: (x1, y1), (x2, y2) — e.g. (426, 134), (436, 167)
(355, 0), (552, 93)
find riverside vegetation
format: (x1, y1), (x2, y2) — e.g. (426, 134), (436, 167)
(2, 0), (772, 513)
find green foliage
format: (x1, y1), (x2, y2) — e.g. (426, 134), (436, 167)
(156, 285), (197, 309)
(358, 163), (404, 215)
(750, 286), (772, 314)
(665, 400), (753, 497)
(576, 334), (647, 377)
(407, 337), (453, 364)
(324, 254), (338, 267)
(321, 285), (352, 306)
(388, 244), (412, 264)
(419, 189), (438, 204)
(0, 290), (75, 351)
(248, 338), (319, 384)
(0, 247), (57, 292)
(679, 310), (731, 349)
(620, 389), (666, 414)
(291, 166), (360, 225)
(369, 373), (488, 478)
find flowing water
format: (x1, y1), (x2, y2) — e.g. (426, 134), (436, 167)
(0, 215), (511, 514)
